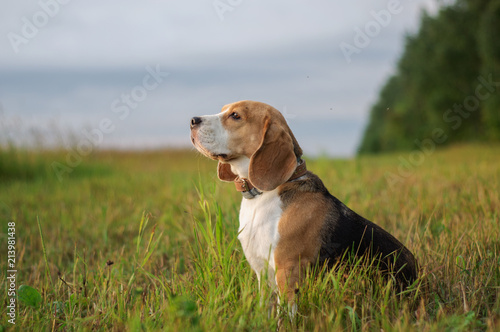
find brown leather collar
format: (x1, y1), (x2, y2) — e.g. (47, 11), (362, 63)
(234, 160), (307, 198)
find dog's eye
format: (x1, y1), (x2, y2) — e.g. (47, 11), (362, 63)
(230, 112), (241, 120)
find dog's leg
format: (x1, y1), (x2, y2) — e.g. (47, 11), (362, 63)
(268, 291), (278, 319)
(274, 285), (298, 331)
(275, 265), (301, 322)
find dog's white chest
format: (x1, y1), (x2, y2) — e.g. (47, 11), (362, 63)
(237, 189), (282, 286)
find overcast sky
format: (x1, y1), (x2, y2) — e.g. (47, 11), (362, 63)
(0, 0), (440, 156)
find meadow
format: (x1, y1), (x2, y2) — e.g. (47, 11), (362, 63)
(0, 144), (499, 331)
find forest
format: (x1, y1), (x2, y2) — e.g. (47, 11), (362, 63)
(358, 0), (500, 153)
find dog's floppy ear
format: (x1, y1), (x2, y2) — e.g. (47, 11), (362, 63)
(217, 162), (237, 182)
(249, 117), (297, 191)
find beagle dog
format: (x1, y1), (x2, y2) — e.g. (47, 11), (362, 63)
(190, 100), (417, 308)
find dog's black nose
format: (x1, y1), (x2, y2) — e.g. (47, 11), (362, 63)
(190, 117), (202, 128)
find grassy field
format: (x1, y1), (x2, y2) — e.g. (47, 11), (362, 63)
(1, 144), (499, 331)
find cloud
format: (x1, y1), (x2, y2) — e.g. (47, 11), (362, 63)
(0, 0), (440, 156)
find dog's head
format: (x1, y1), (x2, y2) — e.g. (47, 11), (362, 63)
(190, 100), (302, 191)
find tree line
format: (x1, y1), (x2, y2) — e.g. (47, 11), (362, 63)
(358, 0), (500, 154)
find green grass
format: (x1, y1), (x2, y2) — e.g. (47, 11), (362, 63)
(1, 144), (499, 331)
